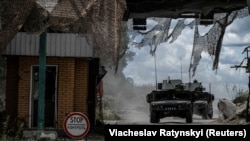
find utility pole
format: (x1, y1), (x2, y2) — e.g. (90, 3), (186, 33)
(37, 3), (48, 129)
(38, 30), (47, 131)
(231, 46), (250, 122)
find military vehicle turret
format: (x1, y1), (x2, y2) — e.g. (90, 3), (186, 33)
(146, 79), (214, 123)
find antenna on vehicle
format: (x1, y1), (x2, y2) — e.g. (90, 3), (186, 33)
(180, 57), (183, 81)
(209, 83), (211, 93)
(154, 52), (158, 90)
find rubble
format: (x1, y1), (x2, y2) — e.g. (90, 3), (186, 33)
(217, 98), (250, 124)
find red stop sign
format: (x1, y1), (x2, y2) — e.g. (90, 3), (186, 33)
(63, 112), (90, 139)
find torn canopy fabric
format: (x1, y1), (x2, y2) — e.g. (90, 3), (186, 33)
(189, 7), (249, 77)
(128, 7), (249, 78)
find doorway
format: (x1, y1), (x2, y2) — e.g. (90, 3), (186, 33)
(30, 65), (57, 128)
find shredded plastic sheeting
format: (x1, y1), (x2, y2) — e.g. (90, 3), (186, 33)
(128, 7), (249, 77)
(191, 8), (249, 76)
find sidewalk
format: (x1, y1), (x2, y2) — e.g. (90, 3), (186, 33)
(60, 125), (105, 141)
(59, 133), (104, 141)
(20, 125), (105, 141)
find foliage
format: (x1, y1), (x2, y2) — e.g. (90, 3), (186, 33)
(0, 111), (27, 140)
(0, 96), (4, 112)
(233, 91), (249, 104)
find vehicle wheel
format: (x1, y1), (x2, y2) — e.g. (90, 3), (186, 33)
(208, 112), (213, 119)
(201, 107), (208, 119)
(207, 102), (213, 119)
(186, 109), (193, 123)
(150, 111), (159, 123)
(201, 108), (208, 119)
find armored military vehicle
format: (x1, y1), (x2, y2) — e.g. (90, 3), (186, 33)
(187, 80), (214, 119)
(146, 79), (193, 123)
(146, 79), (214, 123)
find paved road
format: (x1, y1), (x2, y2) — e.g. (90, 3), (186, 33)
(104, 114), (225, 125)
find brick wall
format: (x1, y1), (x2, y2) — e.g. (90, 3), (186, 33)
(18, 56), (35, 120)
(74, 58), (88, 113)
(5, 56), (89, 129)
(56, 57), (75, 128)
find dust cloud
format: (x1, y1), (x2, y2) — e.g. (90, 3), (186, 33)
(102, 68), (154, 122)
(102, 68), (221, 122)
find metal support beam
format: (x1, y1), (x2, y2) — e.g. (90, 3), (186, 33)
(133, 18), (147, 30)
(247, 0), (250, 14)
(37, 31), (47, 130)
(247, 75), (250, 122)
(232, 46), (250, 122)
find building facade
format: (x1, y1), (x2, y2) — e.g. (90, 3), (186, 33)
(3, 32), (104, 130)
